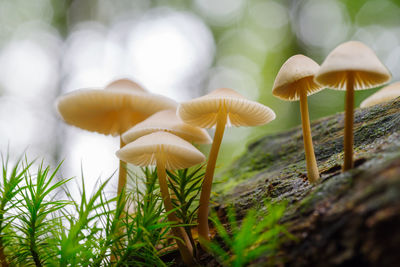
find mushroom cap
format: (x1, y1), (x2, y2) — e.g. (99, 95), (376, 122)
(56, 79), (177, 136)
(178, 88), (276, 128)
(315, 41), (391, 90)
(360, 81), (400, 108)
(122, 109), (212, 144)
(116, 131), (206, 170)
(105, 78), (147, 93)
(272, 55), (324, 101)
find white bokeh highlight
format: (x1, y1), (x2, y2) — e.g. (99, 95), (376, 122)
(294, 0), (350, 51)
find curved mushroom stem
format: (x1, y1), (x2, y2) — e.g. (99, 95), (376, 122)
(343, 74), (355, 171)
(117, 137), (127, 195)
(299, 89), (320, 183)
(156, 153), (195, 266)
(197, 104), (227, 244)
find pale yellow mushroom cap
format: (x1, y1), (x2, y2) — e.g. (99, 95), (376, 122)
(56, 79), (177, 136)
(178, 88), (276, 128)
(122, 109), (212, 144)
(360, 81), (400, 108)
(272, 55), (324, 101)
(315, 41), (391, 90)
(116, 131), (206, 170)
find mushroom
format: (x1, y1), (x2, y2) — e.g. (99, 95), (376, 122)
(116, 131), (205, 265)
(272, 55), (324, 183)
(314, 41), (391, 171)
(122, 109), (212, 144)
(178, 88), (276, 242)
(56, 78), (177, 194)
(360, 81), (400, 108)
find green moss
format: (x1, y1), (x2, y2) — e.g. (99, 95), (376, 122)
(215, 171), (258, 196)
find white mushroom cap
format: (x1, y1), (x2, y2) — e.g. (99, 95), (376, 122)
(360, 81), (400, 108)
(116, 131), (206, 170)
(272, 55), (324, 101)
(56, 79), (177, 136)
(178, 88), (276, 128)
(122, 109), (212, 144)
(315, 41), (391, 90)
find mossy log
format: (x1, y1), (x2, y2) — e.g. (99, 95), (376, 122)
(213, 98), (400, 266)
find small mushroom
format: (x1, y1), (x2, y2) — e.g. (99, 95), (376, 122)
(122, 109), (212, 144)
(273, 55), (324, 183)
(56, 78), (177, 194)
(116, 131), (205, 265)
(360, 81), (400, 108)
(314, 41), (391, 171)
(178, 88), (276, 242)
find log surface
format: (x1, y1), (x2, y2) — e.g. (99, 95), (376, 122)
(215, 98), (400, 267)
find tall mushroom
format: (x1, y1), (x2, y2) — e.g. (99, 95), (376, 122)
(122, 109), (211, 144)
(116, 131), (205, 265)
(314, 41), (391, 171)
(272, 55), (324, 183)
(360, 81), (400, 108)
(56, 78), (177, 194)
(178, 88), (276, 242)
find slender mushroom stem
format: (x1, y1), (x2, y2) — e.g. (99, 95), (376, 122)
(156, 153), (195, 266)
(111, 138), (127, 263)
(198, 104), (228, 243)
(343, 74), (355, 171)
(117, 137), (127, 195)
(299, 89), (320, 183)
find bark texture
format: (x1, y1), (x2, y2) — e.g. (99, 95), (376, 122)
(213, 98), (400, 267)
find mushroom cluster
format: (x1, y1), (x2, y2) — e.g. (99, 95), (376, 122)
(57, 79), (275, 264)
(57, 79), (202, 265)
(273, 41), (391, 177)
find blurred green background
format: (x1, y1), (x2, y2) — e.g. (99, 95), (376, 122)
(0, 0), (399, 194)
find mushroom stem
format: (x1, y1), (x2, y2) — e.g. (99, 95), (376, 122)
(299, 89), (319, 183)
(117, 137), (127, 195)
(156, 153), (194, 266)
(111, 138), (127, 263)
(197, 104), (227, 243)
(343, 74), (355, 171)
